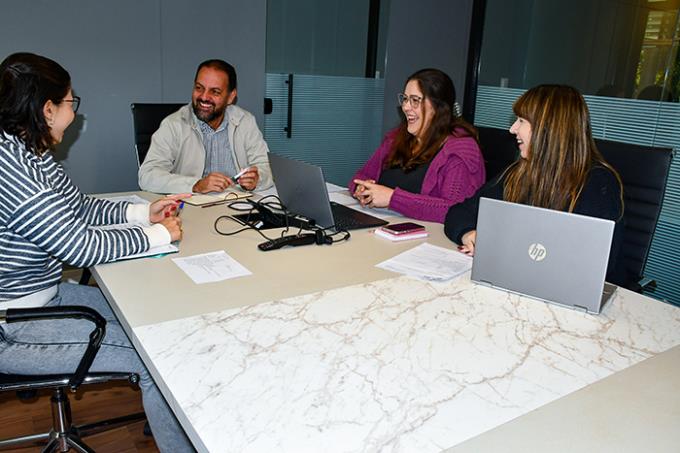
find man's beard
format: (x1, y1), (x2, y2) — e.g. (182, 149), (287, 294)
(192, 100), (224, 124)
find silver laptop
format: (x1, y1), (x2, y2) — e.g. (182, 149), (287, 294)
(471, 198), (617, 314)
(268, 153), (387, 231)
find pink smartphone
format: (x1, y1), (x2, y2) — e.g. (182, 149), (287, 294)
(381, 222), (425, 235)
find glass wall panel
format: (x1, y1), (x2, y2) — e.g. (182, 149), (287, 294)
(264, 0), (390, 185)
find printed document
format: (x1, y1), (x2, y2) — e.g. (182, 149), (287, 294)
(172, 251), (252, 284)
(376, 243), (472, 281)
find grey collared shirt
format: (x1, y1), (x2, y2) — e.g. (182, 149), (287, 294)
(195, 110), (238, 178)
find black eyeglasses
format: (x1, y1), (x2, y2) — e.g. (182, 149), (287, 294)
(60, 96), (81, 113)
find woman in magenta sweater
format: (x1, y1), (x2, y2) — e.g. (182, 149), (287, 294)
(349, 68), (485, 223)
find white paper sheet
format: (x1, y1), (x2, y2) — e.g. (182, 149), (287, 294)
(376, 243), (472, 281)
(328, 190), (403, 219)
(101, 194), (149, 204)
(172, 251), (252, 284)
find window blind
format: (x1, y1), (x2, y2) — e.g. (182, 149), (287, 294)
(263, 73), (385, 186)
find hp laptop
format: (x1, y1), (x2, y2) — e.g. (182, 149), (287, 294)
(471, 198), (617, 314)
(268, 153), (388, 231)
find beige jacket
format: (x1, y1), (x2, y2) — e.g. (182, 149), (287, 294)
(138, 104), (272, 193)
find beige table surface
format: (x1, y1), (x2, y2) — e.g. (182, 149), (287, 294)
(92, 192), (680, 452)
(93, 192), (451, 329)
(445, 343), (680, 453)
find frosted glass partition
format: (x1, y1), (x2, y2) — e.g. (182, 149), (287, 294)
(263, 73), (385, 186)
(475, 85), (680, 304)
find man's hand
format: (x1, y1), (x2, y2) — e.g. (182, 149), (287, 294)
(236, 166), (259, 191)
(192, 173), (234, 193)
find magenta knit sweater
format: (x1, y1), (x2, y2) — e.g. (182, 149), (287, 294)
(348, 129), (485, 223)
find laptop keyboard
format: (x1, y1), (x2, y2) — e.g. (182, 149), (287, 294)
(330, 202), (387, 231)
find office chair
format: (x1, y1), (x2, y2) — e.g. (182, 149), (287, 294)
(130, 103), (185, 167)
(476, 126), (518, 182)
(0, 306), (145, 452)
(596, 138), (673, 293)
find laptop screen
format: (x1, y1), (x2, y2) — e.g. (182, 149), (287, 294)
(471, 198), (615, 313)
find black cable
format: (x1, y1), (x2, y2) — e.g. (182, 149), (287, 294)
(213, 195), (351, 245)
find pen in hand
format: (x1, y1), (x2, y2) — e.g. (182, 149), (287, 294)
(232, 167), (249, 182)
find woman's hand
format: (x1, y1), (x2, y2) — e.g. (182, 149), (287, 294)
(158, 216), (183, 242)
(458, 230), (477, 256)
(352, 179), (393, 208)
(149, 194), (190, 224)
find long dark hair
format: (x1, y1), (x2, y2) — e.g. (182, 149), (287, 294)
(0, 52), (71, 155)
(504, 84), (622, 212)
(387, 68), (477, 170)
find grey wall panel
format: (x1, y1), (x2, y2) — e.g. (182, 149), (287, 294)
(0, 0), (162, 193)
(0, 0), (266, 193)
(159, 1), (267, 130)
(382, 0), (474, 133)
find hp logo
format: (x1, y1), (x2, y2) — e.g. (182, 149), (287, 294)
(528, 243), (547, 262)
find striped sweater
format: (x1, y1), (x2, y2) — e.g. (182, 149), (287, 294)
(0, 133), (150, 300)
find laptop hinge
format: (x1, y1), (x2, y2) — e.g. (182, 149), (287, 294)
(572, 304), (589, 313)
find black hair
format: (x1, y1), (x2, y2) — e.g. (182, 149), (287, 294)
(0, 52), (71, 155)
(194, 59), (237, 91)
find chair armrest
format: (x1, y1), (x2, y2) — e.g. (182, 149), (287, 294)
(638, 277), (657, 292)
(0, 306), (106, 391)
(626, 277), (657, 294)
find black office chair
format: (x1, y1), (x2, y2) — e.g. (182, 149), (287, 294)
(131, 103), (185, 167)
(596, 138), (673, 293)
(0, 306), (145, 452)
(476, 126), (518, 182)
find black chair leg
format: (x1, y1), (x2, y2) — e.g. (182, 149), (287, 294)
(78, 268), (92, 286)
(77, 411), (147, 437)
(65, 435), (96, 453)
(143, 420), (153, 436)
(0, 386), (146, 451)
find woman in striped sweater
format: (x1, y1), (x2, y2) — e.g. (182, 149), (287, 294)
(0, 53), (193, 451)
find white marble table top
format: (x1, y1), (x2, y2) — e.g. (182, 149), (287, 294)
(136, 275), (680, 453)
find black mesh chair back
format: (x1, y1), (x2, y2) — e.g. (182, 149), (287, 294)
(476, 126), (518, 182)
(131, 103), (184, 167)
(596, 138), (673, 291)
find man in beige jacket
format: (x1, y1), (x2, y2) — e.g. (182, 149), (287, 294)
(139, 59), (272, 194)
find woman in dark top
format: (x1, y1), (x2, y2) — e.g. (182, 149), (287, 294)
(444, 85), (626, 285)
(349, 68), (485, 223)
